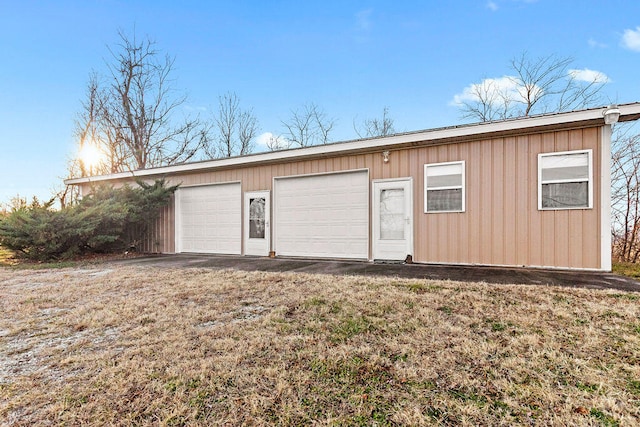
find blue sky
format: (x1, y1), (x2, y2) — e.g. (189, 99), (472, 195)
(1, 0), (639, 205)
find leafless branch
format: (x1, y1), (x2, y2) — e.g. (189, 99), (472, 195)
(209, 92), (259, 158)
(281, 103), (335, 147)
(73, 30), (209, 175)
(354, 106), (396, 138)
(458, 53), (606, 122)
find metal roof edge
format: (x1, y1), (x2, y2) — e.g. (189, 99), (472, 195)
(65, 103), (640, 185)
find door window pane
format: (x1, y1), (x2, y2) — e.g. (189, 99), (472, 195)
(380, 189), (404, 240)
(249, 198), (265, 239)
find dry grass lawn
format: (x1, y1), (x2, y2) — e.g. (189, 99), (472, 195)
(1, 265), (639, 426)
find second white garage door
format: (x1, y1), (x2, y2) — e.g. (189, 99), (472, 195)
(176, 183), (241, 254)
(274, 170), (369, 259)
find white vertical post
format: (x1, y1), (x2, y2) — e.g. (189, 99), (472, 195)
(174, 189), (182, 254)
(601, 124), (612, 271)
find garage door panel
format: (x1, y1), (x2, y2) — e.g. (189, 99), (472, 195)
(275, 171), (368, 259)
(178, 183), (241, 254)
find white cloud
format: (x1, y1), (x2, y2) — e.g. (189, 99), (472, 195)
(255, 132), (273, 148)
(588, 38), (607, 48)
(255, 132), (289, 151)
(622, 26), (640, 51)
(568, 68), (610, 83)
(450, 76), (530, 106)
(452, 68), (609, 109)
(486, 1), (498, 11)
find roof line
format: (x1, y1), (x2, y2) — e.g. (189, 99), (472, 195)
(65, 103), (640, 185)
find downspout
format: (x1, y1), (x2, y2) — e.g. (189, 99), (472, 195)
(601, 106), (621, 271)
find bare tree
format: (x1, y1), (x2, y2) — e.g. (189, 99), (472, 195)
(74, 31), (209, 176)
(75, 73), (101, 177)
(457, 78), (515, 122)
(209, 92), (259, 158)
(57, 158), (83, 209)
(458, 53), (607, 122)
(281, 103), (336, 147)
(354, 106), (396, 138)
(211, 92), (237, 158)
(611, 123), (640, 262)
(265, 134), (289, 151)
(237, 109), (259, 155)
(74, 73), (130, 176)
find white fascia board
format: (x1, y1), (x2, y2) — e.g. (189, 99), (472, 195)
(65, 103), (640, 185)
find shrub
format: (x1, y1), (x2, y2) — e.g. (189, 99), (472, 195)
(0, 179), (177, 261)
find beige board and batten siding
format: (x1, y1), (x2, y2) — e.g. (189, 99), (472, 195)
(142, 198), (175, 253)
(418, 127), (601, 269)
(103, 125), (602, 269)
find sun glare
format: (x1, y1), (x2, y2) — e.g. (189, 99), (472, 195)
(79, 144), (103, 172)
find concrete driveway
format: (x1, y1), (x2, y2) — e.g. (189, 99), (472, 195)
(112, 254), (640, 293)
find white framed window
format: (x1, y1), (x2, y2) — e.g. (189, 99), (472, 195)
(424, 161), (465, 213)
(538, 149), (592, 210)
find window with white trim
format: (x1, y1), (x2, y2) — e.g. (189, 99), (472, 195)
(424, 161), (465, 213)
(538, 150), (592, 210)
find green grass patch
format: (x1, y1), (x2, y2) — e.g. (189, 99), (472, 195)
(330, 315), (375, 342)
(0, 244), (78, 269)
(628, 379), (640, 395)
(437, 305), (453, 315)
(400, 281), (443, 293)
(576, 382), (599, 393)
(589, 408), (619, 426)
(612, 262), (640, 279)
(489, 320), (507, 332)
(0, 248), (126, 270)
(304, 296), (327, 307)
(448, 387), (488, 407)
(610, 292), (640, 301)
(21, 261), (80, 269)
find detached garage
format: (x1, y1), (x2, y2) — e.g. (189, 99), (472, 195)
(66, 103), (640, 271)
(274, 170), (369, 259)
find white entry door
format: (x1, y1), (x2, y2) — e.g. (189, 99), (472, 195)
(244, 191), (271, 256)
(373, 178), (413, 261)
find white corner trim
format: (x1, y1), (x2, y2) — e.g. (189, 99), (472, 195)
(174, 189), (182, 254)
(600, 125), (613, 271)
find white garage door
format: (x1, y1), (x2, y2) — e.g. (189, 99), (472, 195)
(274, 170), (369, 259)
(176, 183), (241, 254)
